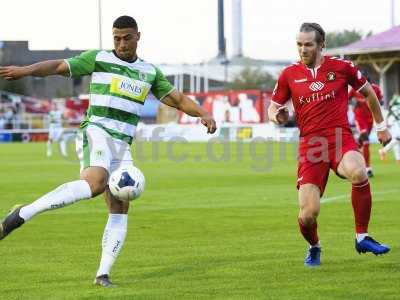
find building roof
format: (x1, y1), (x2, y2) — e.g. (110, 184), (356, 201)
(328, 25), (400, 56)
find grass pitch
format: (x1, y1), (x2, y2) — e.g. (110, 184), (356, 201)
(0, 141), (399, 300)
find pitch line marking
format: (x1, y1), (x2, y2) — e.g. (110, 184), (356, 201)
(321, 189), (399, 204)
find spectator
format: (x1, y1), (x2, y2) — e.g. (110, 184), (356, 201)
(4, 107), (15, 129)
(0, 113), (5, 129)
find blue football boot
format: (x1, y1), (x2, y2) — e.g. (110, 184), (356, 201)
(355, 236), (390, 255)
(304, 246), (321, 267)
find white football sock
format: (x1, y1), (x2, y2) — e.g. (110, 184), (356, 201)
(47, 141), (52, 157)
(356, 233), (369, 243)
(309, 241), (321, 248)
(383, 138), (398, 153)
(96, 214), (128, 277)
(59, 138), (67, 157)
(19, 180), (92, 221)
(393, 142), (400, 160)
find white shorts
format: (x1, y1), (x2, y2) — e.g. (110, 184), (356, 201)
(390, 121), (400, 140)
(48, 126), (63, 142)
(75, 124), (133, 174)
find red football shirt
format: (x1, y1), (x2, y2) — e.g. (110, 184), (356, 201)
(272, 56), (367, 137)
(350, 83), (383, 124)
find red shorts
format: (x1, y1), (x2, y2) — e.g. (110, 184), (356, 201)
(355, 116), (373, 134)
(297, 131), (359, 196)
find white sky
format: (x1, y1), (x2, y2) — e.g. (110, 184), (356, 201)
(0, 0), (398, 64)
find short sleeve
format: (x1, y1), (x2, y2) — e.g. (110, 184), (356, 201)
(150, 66), (175, 100)
(65, 50), (99, 78)
(346, 62), (367, 92)
(271, 69), (291, 105)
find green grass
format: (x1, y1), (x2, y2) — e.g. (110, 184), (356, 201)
(0, 141), (399, 300)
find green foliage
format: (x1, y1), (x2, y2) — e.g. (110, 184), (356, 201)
(227, 66), (275, 90)
(0, 142), (398, 299)
(326, 29), (372, 49)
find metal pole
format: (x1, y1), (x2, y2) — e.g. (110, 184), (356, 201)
(174, 74), (179, 90)
(232, 0), (243, 57)
(204, 64), (209, 93)
(190, 69), (194, 93)
(98, 0), (103, 49)
(179, 73), (184, 92)
(222, 59), (229, 84)
(196, 68), (201, 93)
(217, 0), (226, 59)
(391, 0), (395, 27)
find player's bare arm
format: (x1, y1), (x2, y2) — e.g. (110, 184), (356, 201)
(161, 89), (217, 133)
(359, 83), (392, 145)
(0, 59), (69, 80)
(268, 102), (289, 125)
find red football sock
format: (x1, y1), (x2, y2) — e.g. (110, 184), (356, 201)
(298, 218), (319, 246)
(362, 143), (370, 167)
(351, 179), (371, 233)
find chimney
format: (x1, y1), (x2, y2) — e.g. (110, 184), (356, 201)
(217, 0), (226, 59)
(231, 0), (243, 57)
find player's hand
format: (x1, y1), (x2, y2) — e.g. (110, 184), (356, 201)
(201, 115), (217, 134)
(0, 66), (29, 80)
(377, 129), (391, 146)
(275, 106), (289, 124)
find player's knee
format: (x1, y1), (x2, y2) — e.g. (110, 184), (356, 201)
(87, 180), (107, 197)
(80, 168), (108, 197)
(299, 207), (319, 226)
(349, 166), (367, 183)
(299, 213), (317, 227)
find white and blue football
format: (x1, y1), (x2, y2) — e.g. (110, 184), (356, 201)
(108, 165), (145, 202)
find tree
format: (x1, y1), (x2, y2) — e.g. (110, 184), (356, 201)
(227, 67), (275, 90)
(325, 29), (372, 49)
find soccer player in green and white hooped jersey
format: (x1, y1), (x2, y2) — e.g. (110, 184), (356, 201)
(0, 16), (217, 287)
(47, 102), (66, 157)
(379, 94), (400, 163)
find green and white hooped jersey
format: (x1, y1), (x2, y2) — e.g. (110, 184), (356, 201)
(49, 110), (63, 127)
(389, 96), (400, 121)
(65, 50), (175, 144)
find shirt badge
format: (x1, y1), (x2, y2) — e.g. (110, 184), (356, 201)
(326, 72), (336, 81)
(138, 71), (147, 81)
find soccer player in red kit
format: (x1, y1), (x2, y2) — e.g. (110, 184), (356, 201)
(349, 81), (384, 177)
(268, 23), (391, 267)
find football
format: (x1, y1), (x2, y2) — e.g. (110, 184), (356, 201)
(108, 165), (145, 202)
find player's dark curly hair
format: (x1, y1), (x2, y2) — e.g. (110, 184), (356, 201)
(300, 22), (325, 44)
(113, 16), (138, 30)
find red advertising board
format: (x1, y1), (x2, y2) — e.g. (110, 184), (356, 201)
(181, 90), (267, 124)
(64, 97), (89, 125)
